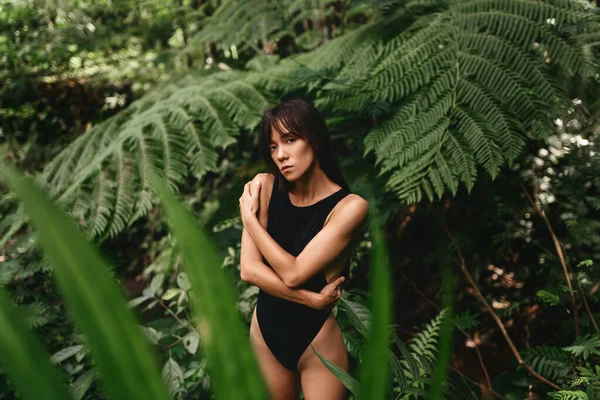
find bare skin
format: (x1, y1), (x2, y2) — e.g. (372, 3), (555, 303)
(239, 122), (368, 399)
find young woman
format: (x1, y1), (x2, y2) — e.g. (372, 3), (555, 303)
(238, 99), (368, 400)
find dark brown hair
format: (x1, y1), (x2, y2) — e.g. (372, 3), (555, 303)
(259, 98), (349, 192)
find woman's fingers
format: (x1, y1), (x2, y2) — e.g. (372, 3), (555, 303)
(334, 276), (345, 288)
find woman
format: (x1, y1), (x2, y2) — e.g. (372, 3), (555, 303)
(238, 99), (369, 400)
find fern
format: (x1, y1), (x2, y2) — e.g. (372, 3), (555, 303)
(396, 309), (451, 400)
(3, 0), (598, 246)
(188, 0), (380, 55)
(563, 333), (600, 360)
(452, 310), (480, 330)
(546, 354), (600, 399)
(21, 302), (50, 329)
(341, 296), (453, 400)
(408, 309), (449, 360)
(548, 390), (590, 400)
(537, 289), (562, 306)
(521, 345), (572, 380)
(3, 72), (274, 242)
(315, 0), (599, 204)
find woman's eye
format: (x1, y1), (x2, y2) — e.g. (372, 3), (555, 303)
(270, 139), (294, 151)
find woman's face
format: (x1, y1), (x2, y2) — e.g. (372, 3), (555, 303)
(269, 124), (316, 181)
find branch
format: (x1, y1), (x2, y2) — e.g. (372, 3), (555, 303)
(443, 224), (561, 391)
(399, 266), (497, 397)
(520, 183), (589, 336)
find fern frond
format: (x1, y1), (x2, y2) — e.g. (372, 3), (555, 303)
(26, 71), (273, 240)
(409, 309), (448, 360)
(548, 390), (590, 400)
(563, 333), (600, 360)
(321, 0), (596, 204)
(521, 345), (571, 380)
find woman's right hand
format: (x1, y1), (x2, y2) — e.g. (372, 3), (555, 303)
(308, 276), (345, 311)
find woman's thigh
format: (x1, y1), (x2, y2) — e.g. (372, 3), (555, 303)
(297, 314), (349, 400)
(249, 307), (301, 400)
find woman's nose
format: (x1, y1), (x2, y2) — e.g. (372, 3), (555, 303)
(277, 148), (287, 160)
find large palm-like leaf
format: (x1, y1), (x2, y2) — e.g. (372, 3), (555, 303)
(5, 72), (274, 242)
(315, 0), (599, 203)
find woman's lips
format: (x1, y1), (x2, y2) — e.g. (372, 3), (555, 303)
(282, 166), (292, 172)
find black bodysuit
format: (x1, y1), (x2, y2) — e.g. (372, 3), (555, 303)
(256, 175), (352, 371)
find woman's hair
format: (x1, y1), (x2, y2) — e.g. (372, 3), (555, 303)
(259, 98), (349, 192)
(258, 98), (359, 277)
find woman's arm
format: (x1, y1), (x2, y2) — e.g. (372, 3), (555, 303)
(239, 174), (341, 309)
(241, 226), (319, 307)
(245, 196), (368, 288)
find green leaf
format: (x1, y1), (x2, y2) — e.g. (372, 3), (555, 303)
(452, 310), (480, 330)
(50, 345), (85, 364)
(0, 288), (72, 400)
(563, 334), (600, 360)
(356, 213), (392, 400)
(340, 297), (371, 338)
(162, 288), (182, 300)
(162, 357), (185, 399)
(148, 170), (268, 400)
(177, 272), (191, 290)
(577, 260), (593, 268)
(140, 326), (164, 345)
(0, 161), (171, 400)
(183, 331), (200, 355)
(312, 344), (358, 394)
(537, 290), (561, 306)
(69, 369), (95, 400)
(426, 264), (455, 399)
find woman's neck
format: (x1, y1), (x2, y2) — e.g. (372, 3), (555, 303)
(289, 165), (339, 205)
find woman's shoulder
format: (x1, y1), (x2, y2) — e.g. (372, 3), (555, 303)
(252, 172), (276, 189)
(250, 173), (277, 209)
(340, 193), (368, 215)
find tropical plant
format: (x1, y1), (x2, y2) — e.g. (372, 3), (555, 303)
(0, 159), (413, 399)
(3, 0), (599, 247)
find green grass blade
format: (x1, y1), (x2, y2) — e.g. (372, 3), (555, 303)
(148, 171), (268, 400)
(0, 162), (171, 400)
(356, 212), (392, 400)
(426, 261), (455, 399)
(0, 289), (71, 400)
(312, 344), (358, 395)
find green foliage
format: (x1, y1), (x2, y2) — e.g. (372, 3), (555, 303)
(335, 294), (453, 399)
(537, 289), (562, 306)
(2, 1), (600, 399)
(317, 0), (599, 203)
(148, 169), (269, 399)
(189, 0), (379, 54)
(356, 214), (393, 399)
(409, 309), (449, 360)
(563, 334), (600, 360)
(452, 310), (480, 330)
(521, 345), (572, 381)
(0, 160), (172, 400)
(3, 0), (597, 251)
(0, 158), (441, 400)
(8, 73), (272, 242)
(548, 391), (590, 400)
(0, 289), (72, 400)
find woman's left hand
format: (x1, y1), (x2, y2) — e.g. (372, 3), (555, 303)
(239, 180), (261, 228)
